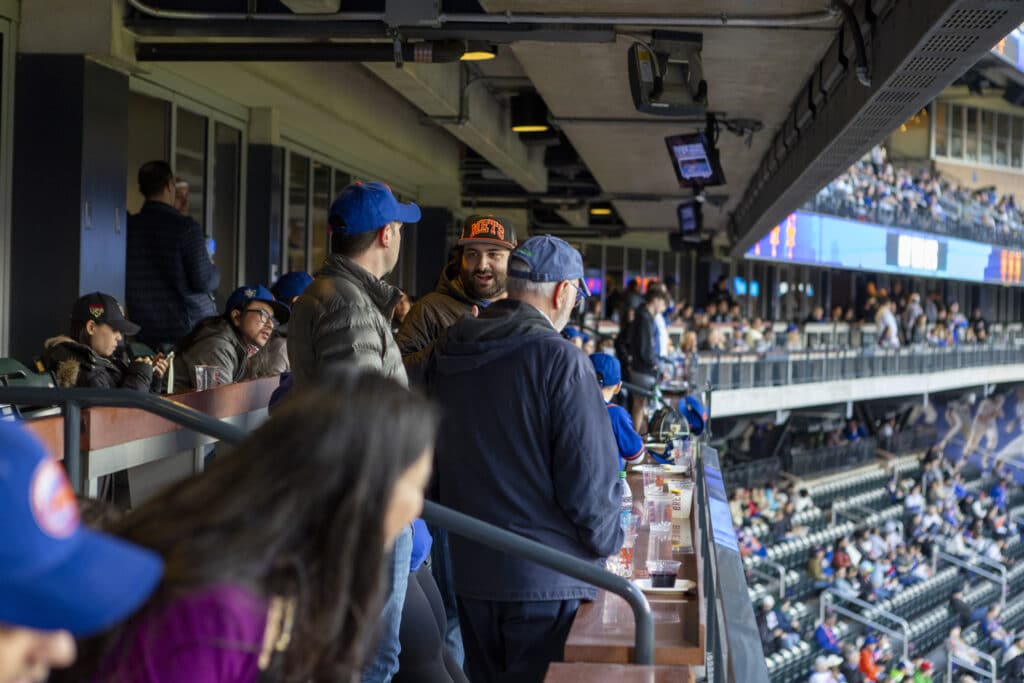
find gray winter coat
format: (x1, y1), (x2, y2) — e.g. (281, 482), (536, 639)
(173, 317), (250, 392)
(288, 254), (407, 388)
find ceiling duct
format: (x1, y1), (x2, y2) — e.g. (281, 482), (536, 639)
(279, 0), (341, 14)
(135, 40), (466, 63)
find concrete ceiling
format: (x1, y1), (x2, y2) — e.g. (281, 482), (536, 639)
(478, 0), (838, 242)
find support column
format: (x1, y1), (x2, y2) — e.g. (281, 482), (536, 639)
(245, 107), (284, 286)
(11, 55), (127, 362)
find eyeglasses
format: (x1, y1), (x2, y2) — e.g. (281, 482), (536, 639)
(565, 281), (586, 304)
(244, 308), (277, 326)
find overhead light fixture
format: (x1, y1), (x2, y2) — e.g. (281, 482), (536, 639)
(461, 41), (497, 61)
(511, 93), (549, 133)
(589, 206), (613, 216)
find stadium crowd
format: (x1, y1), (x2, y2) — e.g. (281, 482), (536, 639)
(808, 144), (1024, 247)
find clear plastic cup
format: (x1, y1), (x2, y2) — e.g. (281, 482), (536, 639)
(639, 465), (665, 497)
(619, 531), (638, 577)
(193, 365), (221, 391)
(646, 492), (673, 533)
(646, 559), (681, 588)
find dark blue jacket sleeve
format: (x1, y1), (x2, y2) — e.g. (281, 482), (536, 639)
(181, 218), (220, 294)
(550, 353), (624, 558)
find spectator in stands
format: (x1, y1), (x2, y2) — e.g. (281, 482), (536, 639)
(843, 419), (867, 443)
(903, 293), (923, 341)
(908, 314), (928, 345)
(805, 306), (826, 324)
(243, 271), (312, 380)
(904, 484), (925, 515)
(794, 488), (814, 513)
(859, 637), (884, 682)
(289, 181), (418, 389)
(947, 624), (978, 663)
(590, 353), (645, 470)
(173, 285), (289, 392)
(38, 292), (169, 392)
(626, 287), (670, 431)
(126, 160), (220, 349)
(807, 547), (830, 591)
(982, 605), (1014, 652)
(425, 235), (621, 683)
(814, 613), (842, 655)
(809, 655), (842, 683)
(971, 307), (989, 343)
(0, 422), (162, 683)
(398, 215), (517, 383)
(757, 596), (798, 653)
(1005, 637), (1024, 680)
(876, 297), (900, 348)
(707, 275), (733, 306)
(74, 371), (436, 683)
(839, 645), (865, 683)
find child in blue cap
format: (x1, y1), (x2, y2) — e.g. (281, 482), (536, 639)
(0, 420), (162, 682)
(590, 352), (646, 470)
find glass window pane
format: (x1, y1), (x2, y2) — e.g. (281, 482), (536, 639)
(1014, 117), (1024, 168)
(288, 153), (309, 273)
(127, 92), (170, 213)
(625, 248), (642, 286)
(950, 104), (964, 158)
(934, 102), (947, 157)
(212, 123), (241, 307)
(997, 113), (1011, 166)
(965, 106), (978, 161)
(174, 108), (207, 227)
(311, 163), (331, 272)
(981, 110), (995, 164)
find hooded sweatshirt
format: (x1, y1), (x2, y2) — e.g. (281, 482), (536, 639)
(426, 299), (623, 601)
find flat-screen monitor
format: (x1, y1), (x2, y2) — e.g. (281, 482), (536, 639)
(678, 200), (702, 233)
(665, 132), (726, 189)
(733, 276), (748, 296)
(585, 275), (603, 296)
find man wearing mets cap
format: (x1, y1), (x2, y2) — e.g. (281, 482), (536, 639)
(397, 214), (518, 385)
(0, 420), (162, 683)
(426, 235), (620, 683)
(289, 181), (420, 389)
(287, 181), (419, 683)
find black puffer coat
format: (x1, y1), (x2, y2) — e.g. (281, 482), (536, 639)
(38, 336), (158, 392)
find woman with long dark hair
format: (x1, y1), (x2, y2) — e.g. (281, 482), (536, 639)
(63, 370), (438, 683)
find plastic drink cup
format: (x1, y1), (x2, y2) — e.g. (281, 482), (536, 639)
(194, 365), (220, 391)
(639, 465), (664, 497)
(646, 559), (681, 588)
(619, 532), (638, 577)
(647, 492), (673, 533)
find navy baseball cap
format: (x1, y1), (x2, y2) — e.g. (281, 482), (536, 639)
(225, 284), (291, 324)
(0, 421), (163, 636)
(509, 235), (590, 302)
(71, 292), (141, 337)
(328, 181), (421, 235)
(590, 353), (622, 387)
(271, 271), (313, 302)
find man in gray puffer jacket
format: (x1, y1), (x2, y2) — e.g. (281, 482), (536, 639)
(288, 181), (420, 389)
(397, 214), (517, 385)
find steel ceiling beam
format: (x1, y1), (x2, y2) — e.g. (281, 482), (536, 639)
(729, 0), (1024, 257)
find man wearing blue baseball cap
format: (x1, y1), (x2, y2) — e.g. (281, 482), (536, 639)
(0, 421), (162, 683)
(289, 181), (420, 389)
(287, 181), (419, 683)
(427, 235), (621, 683)
(173, 284), (290, 391)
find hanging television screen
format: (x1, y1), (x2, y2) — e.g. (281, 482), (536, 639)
(665, 132), (726, 189)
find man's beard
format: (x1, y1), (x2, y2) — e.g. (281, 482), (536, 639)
(460, 270), (506, 301)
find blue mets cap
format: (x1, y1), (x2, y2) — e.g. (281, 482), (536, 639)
(328, 181), (421, 235)
(508, 235), (590, 301)
(590, 353), (622, 387)
(225, 284), (291, 324)
(271, 271), (313, 302)
(0, 421), (163, 636)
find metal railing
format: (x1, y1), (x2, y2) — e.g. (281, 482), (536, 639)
(820, 590), (911, 660)
(692, 344), (1024, 391)
(947, 643), (998, 683)
(0, 387), (658, 664)
(933, 549), (1008, 610)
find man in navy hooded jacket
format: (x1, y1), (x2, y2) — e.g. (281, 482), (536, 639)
(426, 235), (623, 683)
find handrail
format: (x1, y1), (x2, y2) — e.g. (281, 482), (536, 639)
(933, 549), (1008, 609)
(0, 386), (657, 664)
(947, 643), (998, 683)
(748, 561), (786, 600)
(820, 590), (910, 660)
